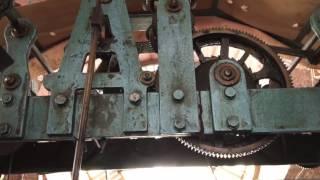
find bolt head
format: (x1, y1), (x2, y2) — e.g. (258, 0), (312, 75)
(4, 76), (15, 85)
(129, 92), (142, 104)
(227, 116), (240, 129)
(224, 87), (237, 99)
(3, 74), (21, 90)
(54, 94), (68, 106)
(173, 89), (185, 101)
(2, 93), (13, 105)
(140, 71), (155, 86)
(175, 119), (186, 130)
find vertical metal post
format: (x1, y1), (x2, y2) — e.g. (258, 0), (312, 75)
(157, 0), (200, 133)
(71, 1), (102, 179)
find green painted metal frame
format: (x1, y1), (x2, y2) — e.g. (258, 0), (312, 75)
(209, 60), (252, 131)
(1, 0), (320, 142)
(0, 19), (37, 138)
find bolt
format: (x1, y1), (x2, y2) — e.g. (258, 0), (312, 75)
(54, 94), (68, 106)
(173, 89), (185, 101)
(227, 116), (240, 129)
(140, 71), (155, 86)
(175, 119), (186, 130)
(10, 22), (30, 38)
(143, 72), (152, 81)
(1, 94), (13, 105)
(3, 74), (21, 90)
(3, 76), (16, 86)
(0, 123), (10, 136)
(129, 92), (142, 105)
(224, 87), (237, 99)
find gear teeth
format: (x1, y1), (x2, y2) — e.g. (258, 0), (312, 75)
(194, 27), (293, 88)
(176, 136), (277, 159)
(179, 27), (291, 159)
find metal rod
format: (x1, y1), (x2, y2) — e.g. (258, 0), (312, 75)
(288, 34), (317, 73)
(31, 45), (53, 73)
(71, 25), (99, 180)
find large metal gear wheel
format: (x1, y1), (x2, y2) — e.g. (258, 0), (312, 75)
(177, 28), (292, 159)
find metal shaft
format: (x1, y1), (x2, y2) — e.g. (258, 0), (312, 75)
(71, 26), (99, 180)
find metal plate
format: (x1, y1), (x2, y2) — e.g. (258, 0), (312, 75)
(0, 20), (36, 138)
(157, 0), (200, 134)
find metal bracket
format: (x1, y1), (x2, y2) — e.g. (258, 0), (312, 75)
(209, 60), (252, 131)
(157, 0), (200, 134)
(44, 0), (148, 135)
(0, 19), (37, 138)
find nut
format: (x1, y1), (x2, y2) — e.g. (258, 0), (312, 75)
(173, 89), (185, 101)
(129, 92), (142, 105)
(175, 119), (186, 130)
(224, 87), (237, 99)
(139, 71), (155, 86)
(227, 116), (240, 129)
(214, 63), (241, 86)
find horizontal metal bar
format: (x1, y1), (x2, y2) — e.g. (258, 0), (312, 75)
(16, 87), (320, 141)
(250, 88), (320, 133)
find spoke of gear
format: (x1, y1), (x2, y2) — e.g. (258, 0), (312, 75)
(177, 27), (292, 159)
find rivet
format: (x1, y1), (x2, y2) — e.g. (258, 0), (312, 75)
(139, 71), (155, 86)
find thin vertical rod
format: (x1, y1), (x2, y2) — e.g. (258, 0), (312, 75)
(71, 26), (99, 180)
